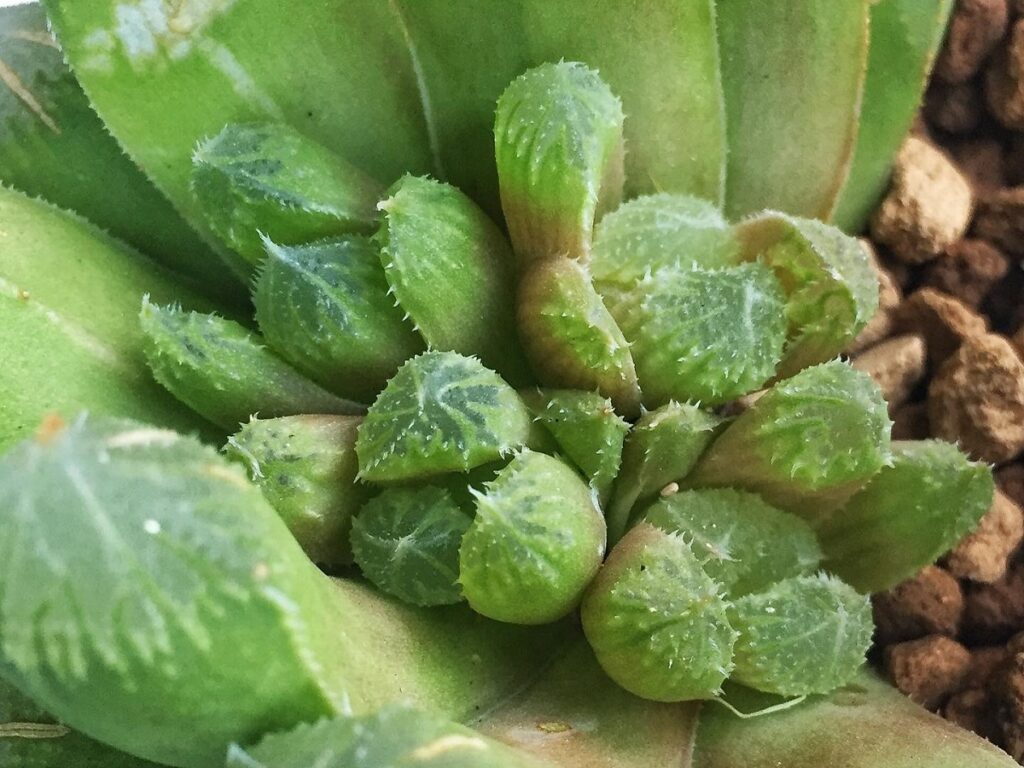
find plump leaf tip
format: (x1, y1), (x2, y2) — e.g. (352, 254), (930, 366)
(252, 234), (424, 403)
(460, 450), (606, 624)
(351, 485), (471, 607)
(190, 122), (383, 275)
(224, 414), (368, 569)
(495, 61), (625, 264)
(818, 440), (996, 593)
(354, 351), (533, 483)
(139, 297), (364, 430)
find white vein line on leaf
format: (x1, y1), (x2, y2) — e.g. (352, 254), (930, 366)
(0, 56), (59, 133)
(0, 276), (127, 371)
(388, 0), (445, 179)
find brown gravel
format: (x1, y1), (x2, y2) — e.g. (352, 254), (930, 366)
(938, 0), (1010, 84)
(886, 635), (973, 709)
(921, 239), (1011, 307)
(946, 490), (1024, 583)
(928, 333), (1024, 463)
(873, 565), (965, 645)
(894, 288), (988, 365)
(871, 137), (975, 263)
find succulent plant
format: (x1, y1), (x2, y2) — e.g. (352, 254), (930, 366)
(0, 2), (1016, 768)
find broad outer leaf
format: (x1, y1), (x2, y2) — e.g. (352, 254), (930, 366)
(717, 0), (871, 220)
(227, 706), (542, 768)
(832, 0), (954, 232)
(0, 186), (212, 452)
(0, 4), (236, 297)
(0, 415), (562, 767)
(694, 672), (1015, 768)
(0, 677), (161, 768)
(43, 0), (726, 227)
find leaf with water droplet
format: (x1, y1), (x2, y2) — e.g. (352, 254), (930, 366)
(581, 523), (736, 702)
(643, 488), (821, 597)
(727, 573), (873, 696)
(608, 262), (787, 407)
(687, 361), (891, 522)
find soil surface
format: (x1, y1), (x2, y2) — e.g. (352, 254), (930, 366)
(856, 0), (1024, 758)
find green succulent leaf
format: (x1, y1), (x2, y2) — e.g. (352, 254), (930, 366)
(818, 440), (995, 594)
(224, 415), (368, 569)
(518, 257), (641, 417)
(727, 574), (873, 697)
(591, 194), (739, 292)
(695, 671), (1016, 768)
(374, 174), (527, 381)
(140, 299), (364, 431)
(351, 485), (472, 607)
(688, 361), (892, 521)
(460, 450), (606, 625)
(643, 489), (822, 598)
(736, 213), (878, 377)
(355, 351), (533, 483)
(227, 705), (541, 768)
(0, 414), (564, 767)
(581, 523), (736, 703)
(494, 61), (624, 264)
(191, 122), (383, 274)
(521, 389), (629, 504)
(607, 402), (726, 545)
(608, 263), (788, 407)
(0, 415), (344, 766)
(0, 4), (236, 297)
(0, 186), (212, 452)
(252, 235), (424, 403)
(0, 677), (161, 768)
(833, 0), (955, 231)
(717, 0), (871, 221)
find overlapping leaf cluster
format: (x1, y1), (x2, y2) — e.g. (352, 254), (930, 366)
(129, 62), (992, 704)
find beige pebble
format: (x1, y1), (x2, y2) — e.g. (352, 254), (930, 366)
(929, 333), (1024, 464)
(852, 335), (926, 411)
(946, 490), (1024, 584)
(870, 138), (973, 264)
